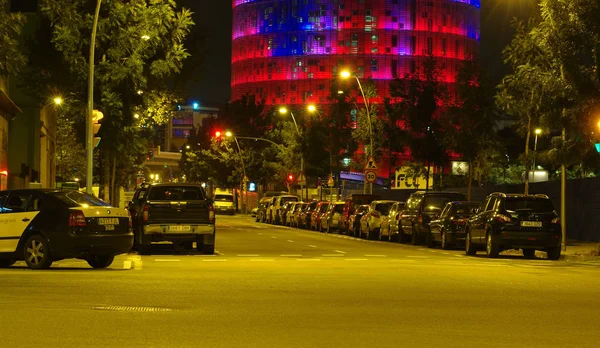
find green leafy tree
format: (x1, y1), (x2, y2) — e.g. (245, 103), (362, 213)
(0, 0), (26, 76)
(55, 110), (87, 182)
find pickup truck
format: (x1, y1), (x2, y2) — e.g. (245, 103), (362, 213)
(129, 183), (216, 254)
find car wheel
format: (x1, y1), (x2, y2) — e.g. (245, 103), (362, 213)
(87, 255), (115, 269)
(23, 234), (53, 270)
(0, 259), (15, 268)
(202, 244), (215, 255)
(546, 247), (561, 260)
(486, 232), (499, 258)
(522, 249), (536, 259)
(425, 230), (434, 248)
(411, 227), (419, 245)
(441, 230), (450, 250)
(465, 229), (477, 256)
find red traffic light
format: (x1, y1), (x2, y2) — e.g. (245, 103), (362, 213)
(287, 174), (294, 181)
(215, 131), (221, 138)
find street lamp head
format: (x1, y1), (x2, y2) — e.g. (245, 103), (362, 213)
(134, 113), (140, 119)
(307, 104), (317, 113)
(141, 35), (150, 41)
(535, 128), (542, 135)
(186, 145), (190, 149)
(340, 70), (351, 79)
(337, 90), (344, 95)
(53, 97), (63, 105)
(225, 131), (233, 137)
(278, 107), (288, 115)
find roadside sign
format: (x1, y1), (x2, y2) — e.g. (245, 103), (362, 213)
(327, 174), (334, 187)
(243, 175), (249, 183)
(298, 173), (306, 185)
(365, 170), (377, 184)
(365, 156), (378, 170)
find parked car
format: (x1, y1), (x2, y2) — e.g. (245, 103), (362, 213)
(359, 200), (396, 240)
(399, 191), (467, 245)
(282, 202), (299, 226)
(465, 193), (562, 260)
(348, 205), (370, 238)
(256, 197), (272, 222)
(311, 201), (330, 231)
(292, 203), (308, 228)
(250, 207), (258, 218)
(428, 201), (480, 249)
(0, 189), (133, 269)
(129, 183), (215, 254)
(319, 202), (345, 233)
(270, 195), (299, 225)
(213, 189), (235, 215)
(301, 201), (320, 229)
(380, 201), (406, 242)
(339, 194), (381, 234)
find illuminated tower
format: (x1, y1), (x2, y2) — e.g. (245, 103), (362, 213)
(231, 0), (480, 105)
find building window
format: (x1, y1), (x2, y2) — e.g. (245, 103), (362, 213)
(173, 129), (191, 138)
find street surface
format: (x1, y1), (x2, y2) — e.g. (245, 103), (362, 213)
(1, 215), (599, 347)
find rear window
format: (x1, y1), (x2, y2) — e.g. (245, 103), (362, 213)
(334, 204), (344, 213)
(357, 205), (369, 213)
(504, 198), (555, 213)
(148, 186), (205, 201)
(50, 191), (110, 207)
(319, 203), (329, 212)
(424, 194), (466, 211)
(215, 194), (233, 202)
(453, 204), (480, 215)
(406, 196), (423, 210)
(375, 203), (392, 215)
(281, 197), (298, 204)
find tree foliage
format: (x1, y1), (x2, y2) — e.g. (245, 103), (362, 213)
(0, 0), (27, 76)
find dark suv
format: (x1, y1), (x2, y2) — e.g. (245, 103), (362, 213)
(465, 193), (562, 260)
(399, 191), (467, 245)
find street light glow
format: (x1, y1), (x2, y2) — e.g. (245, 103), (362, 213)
(225, 131), (233, 137)
(307, 104), (317, 113)
(340, 70), (351, 79)
(134, 113), (140, 119)
(53, 97), (63, 105)
(186, 145), (190, 149)
(278, 107), (288, 115)
(535, 128), (542, 135)
(141, 35), (150, 41)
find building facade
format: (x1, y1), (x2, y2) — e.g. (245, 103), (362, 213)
(231, 0), (480, 105)
(166, 105), (220, 152)
(0, 77), (21, 191)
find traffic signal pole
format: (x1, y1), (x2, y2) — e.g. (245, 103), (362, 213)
(86, 0), (102, 195)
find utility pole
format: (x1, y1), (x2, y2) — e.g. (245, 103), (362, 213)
(86, 0), (102, 195)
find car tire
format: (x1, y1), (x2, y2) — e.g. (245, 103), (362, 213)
(389, 231), (397, 243)
(326, 224), (331, 234)
(425, 230), (434, 248)
(546, 247), (561, 260)
(87, 255), (115, 269)
(486, 232), (499, 258)
(23, 234), (53, 270)
(441, 230), (450, 250)
(465, 229), (477, 256)
(0, 259), (15, 268)
(522, 249), (536, 259)
(202, 244), (215, 255)
(411, 227), (419, 245)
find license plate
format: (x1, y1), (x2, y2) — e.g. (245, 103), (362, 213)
(521, 221), (542, 227)
(98, 218), (119, 225)
(168, 225), (191, 232)
(104, 225), (115, 231)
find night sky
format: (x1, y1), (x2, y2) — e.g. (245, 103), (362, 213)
(183, 0), (539, 106)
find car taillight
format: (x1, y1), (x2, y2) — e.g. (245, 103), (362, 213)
(453, 218), (467, 225)
(209, 204), (215, 223)
(128, 210), (133, 228)
(143, 204), (149, 222)
(372, 212), (380, 218)
(68, 210), (86, 227)
(551, 217), (560, 224)
(418, 215), (423, 225)
(495, 214), (511, 223)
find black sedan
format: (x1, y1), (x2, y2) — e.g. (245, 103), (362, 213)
(0, 189), (133, 269)
(428, 201), (480, 249)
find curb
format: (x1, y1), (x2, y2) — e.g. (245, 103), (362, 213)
(562, 254), (600, 262)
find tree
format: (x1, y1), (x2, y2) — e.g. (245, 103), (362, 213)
(443, 56), (495, 199)
(40, 0), (194, 202)
(0, 0), (26, 76)
(55, 110), (87, 182)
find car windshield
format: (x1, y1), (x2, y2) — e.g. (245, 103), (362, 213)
(148, 186), (205, 201)
(50, 191), (110, 207)
(319, 204), (329, 212)
(505, 198), (555, 213)
(215, 194), (233, 202)
(281, 197), (298, 204)
(375, 203), (392, 215)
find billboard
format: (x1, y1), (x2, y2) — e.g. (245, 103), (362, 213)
(393, 167), (434, 190)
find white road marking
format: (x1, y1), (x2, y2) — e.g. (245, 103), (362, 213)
(154, 259), (180, 262)
(407, 256), (429, 258)
(202, 259), (228, 262)
(296, 258), (321, 262)
(428, 250), (437, 252)
(322, 254), (344, 257)
(418, 248), (426, 251)
(334, 250), (347, 254)
(455, 254), (466, 257)
(365, 254), (387, 257)
(237, 254), (260, 257)
(258, 233), (263, 235)
(287, 240), (295, 243)
(271, 236), (278, 239)
(345, 258), (368, 261)
(280, 254), (303, 257)
(308, 245), (317, 248)
(390, 259), (417, 262)
(250, 259), (275, 262)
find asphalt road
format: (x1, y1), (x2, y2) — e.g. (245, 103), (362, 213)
(1, 215), (600, 348)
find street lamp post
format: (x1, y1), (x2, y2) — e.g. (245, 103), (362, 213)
(86, 0), (102, 195)
(532, 128), (542, 175)
(226, 131), (247, 215)
(341, 70), (373, 194)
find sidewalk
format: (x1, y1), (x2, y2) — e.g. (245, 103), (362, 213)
(560, 240), (600, 262)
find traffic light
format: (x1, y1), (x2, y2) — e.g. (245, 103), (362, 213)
(92, 110), (104, 148)
(287, 174), (294, 182)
